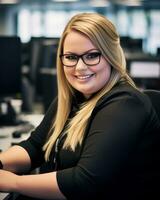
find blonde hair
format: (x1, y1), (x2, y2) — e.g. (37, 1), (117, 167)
(43, 12), (136, 160)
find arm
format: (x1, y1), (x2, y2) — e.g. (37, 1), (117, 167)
(0, 98), (57, 174)
(0, 170), (66, 200)
(18, 98), (57, 170)
(0, 145), (31, 174)
(0, 98), (66, 199)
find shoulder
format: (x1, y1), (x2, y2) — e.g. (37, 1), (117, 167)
(86, 83), (159, 136)
(93, 83), (153, 119)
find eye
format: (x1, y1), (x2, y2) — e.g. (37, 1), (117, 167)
(64, 54), (77, 61)
(85, 52), (101, 60)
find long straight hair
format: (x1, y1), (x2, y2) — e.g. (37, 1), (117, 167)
(43, 13), (136, 160)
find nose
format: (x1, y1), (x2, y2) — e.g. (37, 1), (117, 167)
(76, 58), (88, 70)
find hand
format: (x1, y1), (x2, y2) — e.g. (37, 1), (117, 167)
(0, 169), (18, 192)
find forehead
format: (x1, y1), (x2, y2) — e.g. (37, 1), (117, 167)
(63, 31), (96, 53)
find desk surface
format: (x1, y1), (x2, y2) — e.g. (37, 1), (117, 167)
(0, 114), (44, 151)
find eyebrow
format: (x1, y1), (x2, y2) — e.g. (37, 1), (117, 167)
(63, 48), (100, 55)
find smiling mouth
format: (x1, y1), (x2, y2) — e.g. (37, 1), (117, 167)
(75, 74), (95, 80)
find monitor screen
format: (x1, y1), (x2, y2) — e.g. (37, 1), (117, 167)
(130, 61), (160, 78)
(0, 36), (22, 98)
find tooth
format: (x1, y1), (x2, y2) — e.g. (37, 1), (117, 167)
(77, 75), (91, 79)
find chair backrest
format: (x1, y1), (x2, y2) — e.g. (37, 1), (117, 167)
(143, 89), (160, 120)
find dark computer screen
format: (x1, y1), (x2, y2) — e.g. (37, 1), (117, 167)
(0, 36), (22, 98)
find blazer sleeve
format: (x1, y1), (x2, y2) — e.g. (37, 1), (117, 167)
(18, 98), (57, 169)
(56, 94), (154, 199)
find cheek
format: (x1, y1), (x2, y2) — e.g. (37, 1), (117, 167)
(63, 69), (68, 78)
(101, 67), (111, 84)
(93, 61), (111, 78)
(97, 62), (111, 85)
(104, 64), (111, 78)
(64, 68), (74, 82)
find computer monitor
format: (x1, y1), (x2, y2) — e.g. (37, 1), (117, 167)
(0, 36), (22, 99)
(120, 37), (143, 53)
(0, 36), (24, 125)
(28, 37), (59, 97)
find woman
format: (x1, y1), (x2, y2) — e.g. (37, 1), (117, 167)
(0, 13), (160, 200)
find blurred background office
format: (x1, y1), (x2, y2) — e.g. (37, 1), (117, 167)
(0, 0), (160, 117)
(0, 2), (160, 199)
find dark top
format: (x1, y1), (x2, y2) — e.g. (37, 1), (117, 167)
(18, 82), (160, 200)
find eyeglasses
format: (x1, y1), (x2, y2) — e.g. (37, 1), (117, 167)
(60, 51), (102, 67)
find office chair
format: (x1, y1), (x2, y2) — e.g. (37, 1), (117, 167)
(143, 89), (160, 119)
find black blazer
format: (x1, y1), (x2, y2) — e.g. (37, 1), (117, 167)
(18, 82), (160, 200)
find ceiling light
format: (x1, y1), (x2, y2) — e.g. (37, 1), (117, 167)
(90, 0), (110, 7)
(0, 0), (19, 3)
(116, 0), (141, 6)
(52, 0), (78, 2)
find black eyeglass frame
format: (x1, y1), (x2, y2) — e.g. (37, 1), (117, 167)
(60, 51), (102, 67)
